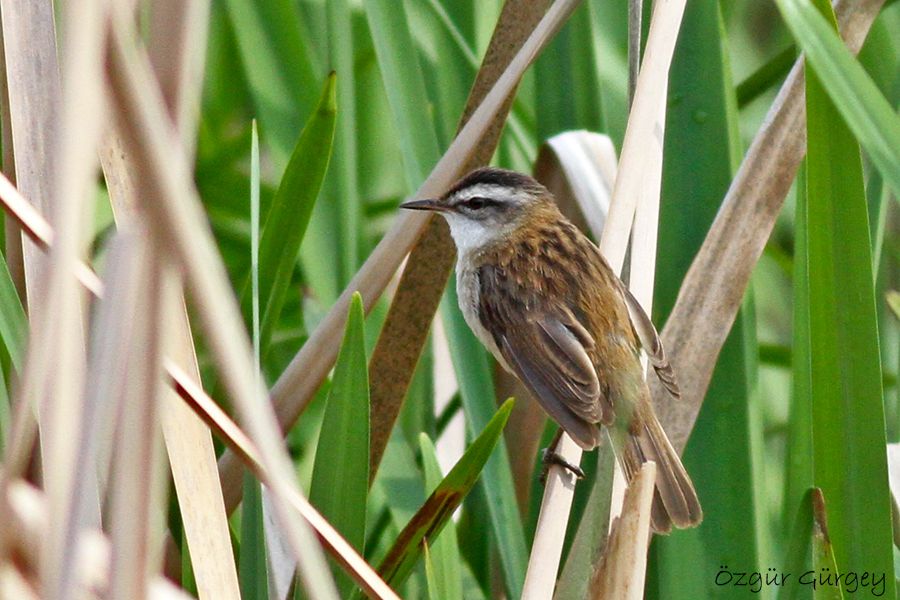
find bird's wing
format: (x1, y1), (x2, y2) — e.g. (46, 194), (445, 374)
(478, 265), (609, 448)
(618, 283), (681, 399)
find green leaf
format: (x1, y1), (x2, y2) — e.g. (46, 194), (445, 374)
(775, 0), (900, 197)
(811, 491), (845, 600)
(364, 0), (442, 191)
(441, 292), (528, 599)
(0, 253), (26, 371)
(240, 120), (268, 600)
(222, 0), (319, 166)
(374, 398), (515, 592)
(0, 370), (9, 456)
(419, 434), (462, 600)
(534, 2), (605, 139)
(794, 1), (895, 596)
(251, 120), (261, 369)
(325, 0), (361, 287)
(0, 251), (26, 455)
(239, 473), (268, 600)
(409, 0), (534, 157)
(423, 542), (439, 600)
(373, 429), (426, 532)
(309, 292), (370, 597)
(735, 45), (797, 108)
(242, 74), (337, 357)
(778, 488), (815, 600)
(787, 161), (815, 526)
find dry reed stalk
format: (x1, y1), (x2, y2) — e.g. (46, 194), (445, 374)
(105, 231), (169, 600)
(0, 564), (38, 600)
(104, 9), (340, 596)
(0, 174), (357, 589)
(0, 18), (397, 600)
(100, 0), (240, 592)
(587, 462), (656, 600)
(599, 0), (686, 273)
(2, 1), (109, 597)
(147, 0), (209, 159)
(0, 20), (25, 302)
(0, 172), (101, 295)
(0, 0), (60, 319)
(3, 479), (196, 600)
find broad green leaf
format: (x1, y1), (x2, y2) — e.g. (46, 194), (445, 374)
(441, 293), (528, 598)
(649, 2), (767, 597)
(309, 292), (370, 597)
(373, 398), (515, 592)
(419, 434), (462, 600)
(798, 1), (895, 597)
(239, 474), (268, 600)
(787, 161), (814, 526)
(241, 74), (337, 357)
(775, 0), (900, 196)
(777, 488), (814, 600)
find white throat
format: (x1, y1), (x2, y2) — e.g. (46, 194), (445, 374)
(440, 212), (497, 257)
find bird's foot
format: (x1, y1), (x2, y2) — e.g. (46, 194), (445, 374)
(539, 447), (585, 484)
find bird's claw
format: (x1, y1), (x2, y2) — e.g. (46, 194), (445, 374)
(539, 447), (585, 484)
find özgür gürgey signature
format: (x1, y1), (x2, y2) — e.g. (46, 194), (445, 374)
(715, 565), (886, 596)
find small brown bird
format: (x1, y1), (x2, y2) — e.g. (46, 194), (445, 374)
(401, 167), (701, 533)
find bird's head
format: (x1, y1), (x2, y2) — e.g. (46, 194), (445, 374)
(400, 167), (554, 256)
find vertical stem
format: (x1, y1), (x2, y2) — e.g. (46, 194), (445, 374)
(627, 0), (643, 107)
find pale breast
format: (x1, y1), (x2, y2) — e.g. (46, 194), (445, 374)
(455, 258), (511, 372)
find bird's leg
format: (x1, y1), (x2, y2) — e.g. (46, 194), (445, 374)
(540, 428), (585, 484)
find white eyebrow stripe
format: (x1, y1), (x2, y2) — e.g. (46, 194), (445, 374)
(450, 183), (531, 204)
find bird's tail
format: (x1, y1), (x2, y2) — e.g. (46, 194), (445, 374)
(618, 411), (703, 533)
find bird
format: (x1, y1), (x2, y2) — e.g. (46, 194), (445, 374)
(400, 166), (702, 533)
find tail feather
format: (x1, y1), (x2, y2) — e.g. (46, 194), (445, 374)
(620, 414), (702, 533)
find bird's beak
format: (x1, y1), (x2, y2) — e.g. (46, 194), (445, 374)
(399, 198), (447, 212)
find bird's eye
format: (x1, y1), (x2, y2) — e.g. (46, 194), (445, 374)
(463, 197), (489, 210)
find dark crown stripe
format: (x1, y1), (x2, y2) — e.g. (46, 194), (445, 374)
(443, 167), (544, 199)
